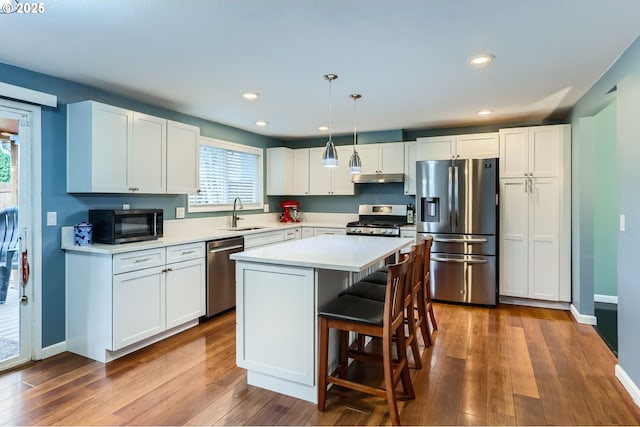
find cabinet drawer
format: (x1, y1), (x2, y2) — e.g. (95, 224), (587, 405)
(283, 227), (300, 241)
(113, 248), (165, 275)
(166, 242), (205, 263)
(244, 230), (284, 249)
(313, 227), (346, 236)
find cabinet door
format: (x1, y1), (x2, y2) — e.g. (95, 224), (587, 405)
(499, 128), (528, 178)
(499, 179), (529, 297)
(166, 258), (206, 328)
(112, 266), (165, 350)
(91, 103), (133, 192)
(313, 227), (346, 236)
(292, 148), (310, 195)
(416, 136), (455, 160)
(528, 178), (560, 300)
(529, 126), (561, 178)
(404, 141), (416, 195)
(332, 145), (356, 195)
(267, 147), (293, 195)
(308, 147), (333, 195)
(167, 120), (200, 194)
(131, 112), (166, 194)
(355, 144), (380, 174)
(301, 227), (314, 239)
(379, 142), (405, 173)
(456, 133), (499, 159)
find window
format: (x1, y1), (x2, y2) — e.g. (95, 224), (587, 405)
(188, 136), (263, 212)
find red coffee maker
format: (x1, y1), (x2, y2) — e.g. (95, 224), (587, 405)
(280, 200), (300, 223)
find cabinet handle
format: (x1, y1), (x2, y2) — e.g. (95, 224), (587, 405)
(162, 267), (173, 273)
(134, 258), (152, 263)
(181, 250), (195, 255)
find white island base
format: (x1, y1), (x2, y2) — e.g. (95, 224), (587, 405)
(232, 235), (413, 403)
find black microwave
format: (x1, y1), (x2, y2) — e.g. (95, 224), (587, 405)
(88, 209), (163, 244)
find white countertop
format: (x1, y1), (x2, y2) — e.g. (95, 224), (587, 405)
(60, 219), (353, 255)
(230, 234), (413, 272)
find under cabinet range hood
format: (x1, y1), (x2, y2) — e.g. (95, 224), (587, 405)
(351, 173), (405, 184)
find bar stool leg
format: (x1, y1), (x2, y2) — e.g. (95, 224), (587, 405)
(318, 317), (329, 411)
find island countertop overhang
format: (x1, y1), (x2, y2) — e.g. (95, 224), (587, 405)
(230, 234), (414, 272)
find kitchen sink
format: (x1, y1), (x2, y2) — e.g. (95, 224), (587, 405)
(223, 226), (268, 231)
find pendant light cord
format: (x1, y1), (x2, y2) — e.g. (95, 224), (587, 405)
(352, 95), (357, 151)
(328, 77), (333, 143)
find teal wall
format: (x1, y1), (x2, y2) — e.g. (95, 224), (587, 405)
(593, 101), (618, 297)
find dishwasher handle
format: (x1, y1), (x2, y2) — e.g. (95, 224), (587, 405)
(209, 244), (244, 254)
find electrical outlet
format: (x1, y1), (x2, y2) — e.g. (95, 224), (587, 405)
(176, 207), (185, 219)
(620, 214), (626, 232)
(46, 211), (57, 226)
(263, 204), (269, 212)
(122, 204), (130, 210)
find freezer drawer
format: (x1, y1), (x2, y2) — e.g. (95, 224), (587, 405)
(430, 253), (496, 305)
(422, 233), (495, 256)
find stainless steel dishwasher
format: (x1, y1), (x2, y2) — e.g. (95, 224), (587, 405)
(205, 236), (244, 317)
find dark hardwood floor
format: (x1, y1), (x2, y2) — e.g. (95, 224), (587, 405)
(0, 303), (639, 426)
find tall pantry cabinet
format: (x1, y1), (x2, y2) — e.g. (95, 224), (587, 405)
(499, 124), (571, 302)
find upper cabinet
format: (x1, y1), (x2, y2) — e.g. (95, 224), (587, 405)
(308, 146), (354, 195)
(166, 120), (200, 194)
(356, 142), (404, 175)
(404, 141), (417, 195)
(292, 148), (310, 195)
(266, 147), (294, 195)
(416, 133), (499, 160)
(67, 100), (200, 194)
(499, 125), (562, 179)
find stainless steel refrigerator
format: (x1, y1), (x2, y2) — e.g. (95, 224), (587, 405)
(416, 158), (498, 305)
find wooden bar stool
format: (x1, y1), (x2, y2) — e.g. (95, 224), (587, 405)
(318, 255), (415, 426)
(421, 236), (437, 343)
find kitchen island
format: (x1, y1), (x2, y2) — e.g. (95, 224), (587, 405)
(230, 234), (413, 403)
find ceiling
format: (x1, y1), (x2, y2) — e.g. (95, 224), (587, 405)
(1, 0), (638, 140)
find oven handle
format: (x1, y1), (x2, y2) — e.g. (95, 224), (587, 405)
(431, 255), (488, 264)
(434, 237), (488, 244)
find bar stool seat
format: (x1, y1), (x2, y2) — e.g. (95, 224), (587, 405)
(339, 280), (386, 302)
(362, 270), (388, 284)
(319, 294), (385, 325)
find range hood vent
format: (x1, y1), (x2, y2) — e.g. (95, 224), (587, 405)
(351, 173), (405, 184)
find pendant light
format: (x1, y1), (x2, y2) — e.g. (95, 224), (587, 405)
(348, 93), (362, 174)
(322, 74), (338, 167)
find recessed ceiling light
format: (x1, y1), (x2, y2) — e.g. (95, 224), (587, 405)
(468, 54), (495, 66)
(242, 92), (260, 101)
(477, 110), (492, 116)
(318, 125), (329, 132)
(255, 120), (268, 127)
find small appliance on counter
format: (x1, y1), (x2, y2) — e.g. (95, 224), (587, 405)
(279, 200), (301, 223)
(88, 208), (163, 244)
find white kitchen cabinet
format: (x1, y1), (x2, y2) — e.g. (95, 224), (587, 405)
(66, 242), (206, 362)
(499, 124), (570, 302)
(404, 141), (417, 195)
(267, 147), (294, 195)
(356, 142), (404, 175)
(283, 227), (302, 241)
(67, 100), (199, 195)
(166, 120), (200, 194)
(416, 133), (499, 161)
(244, 230), (285, 249)
(313, 227), (346, 236)
(308, 146), (354, 195)
(301, 227), (315, 239)
(292, 148), (311, 195)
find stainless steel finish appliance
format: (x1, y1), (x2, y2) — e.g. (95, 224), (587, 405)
(206, 236), (244, 317)
(346, 204), (408, 237)
(88, 209), (163, 244)
(416, 158), (498, 305)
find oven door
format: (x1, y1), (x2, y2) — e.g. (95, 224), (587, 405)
(430, 253), (496, 305)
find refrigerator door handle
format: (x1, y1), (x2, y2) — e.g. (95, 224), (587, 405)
(434, 237), (488, 244)
(448, 165), (453, 228)
(431, 255), (488, 264)
(453, 165), (459, 228)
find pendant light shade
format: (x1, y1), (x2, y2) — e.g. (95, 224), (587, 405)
(322, 74), (338, 168)
(348, 93), (362, 174)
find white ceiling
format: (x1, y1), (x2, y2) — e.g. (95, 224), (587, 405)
(1, 0), (638, 140)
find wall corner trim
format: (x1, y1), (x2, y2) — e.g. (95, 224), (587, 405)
(616, 364), (640, 408)
(570, 304), (597, 325)
(39, 341), (66, 360)
(0, 82), (57, 107)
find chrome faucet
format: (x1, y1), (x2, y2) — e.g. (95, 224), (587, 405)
(232, 197), (244, 228)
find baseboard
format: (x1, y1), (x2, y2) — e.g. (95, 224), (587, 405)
(500, 296), (570, 311)
(595, 294), (619, 304)
(616, 364), (640, 408)
(570, 304), (598, 325)
(39, 341), (66, 359)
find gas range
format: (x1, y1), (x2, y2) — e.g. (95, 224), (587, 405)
(346, 204), (408, 237)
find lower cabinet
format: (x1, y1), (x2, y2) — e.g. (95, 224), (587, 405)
(313, 227), (346, 236)
(66, 242), (205, 362)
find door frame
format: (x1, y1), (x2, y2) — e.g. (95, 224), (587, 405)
(0, 97), (43, 368)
